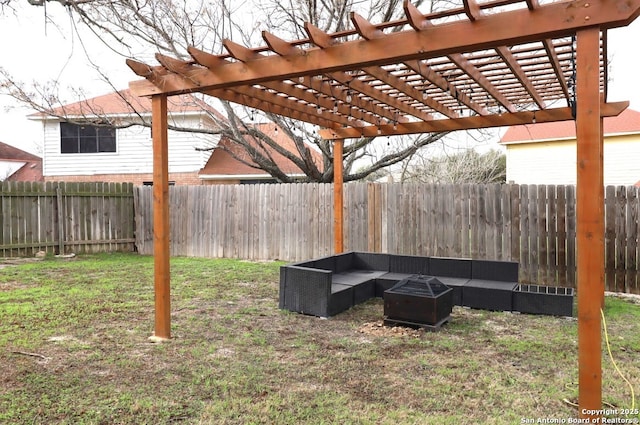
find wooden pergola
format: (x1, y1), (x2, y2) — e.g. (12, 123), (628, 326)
(127, 0), (640, 418)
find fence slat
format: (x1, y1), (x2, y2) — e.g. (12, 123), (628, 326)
(615, 186), (627, 292)
(0, 181), (134, 255)
(629, 186), (640, 294)
(548, 186), (557, 285)
(5, 181), (640, 294)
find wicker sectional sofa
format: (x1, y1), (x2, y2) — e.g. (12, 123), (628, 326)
(279, 251), (574, 318)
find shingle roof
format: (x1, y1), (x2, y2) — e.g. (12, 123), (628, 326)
(199, 124), (323, 178)
(6, 161), (43, 182)
(500, 108), (640, 143)
(0, 141), (41, 161)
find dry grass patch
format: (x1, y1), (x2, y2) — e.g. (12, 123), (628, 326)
(1, 253), (639, 424)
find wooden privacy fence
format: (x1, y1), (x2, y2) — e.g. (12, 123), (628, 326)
(0, 181), (135, 256)
(134, 183), (639, 293)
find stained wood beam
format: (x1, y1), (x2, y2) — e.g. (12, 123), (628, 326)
(575, 26), (603, 421)
(265, 28), (413, 124)
(304, 22), (431, 122)
(403, 1), (491, 115)
(223, 39), (263, 62)
(304, 22), (336, 47)
(188, 44), (381, 125)
(129, 0), (640, 97)
(350, 12), (385, 40)
(405, 59), (489, 115)
(188, 44), (376, 127)
(263, 31), (301, 56)
(296, 75), (403, 124)
(543, 39), (572, 102)
(351, 12), (457, 119)
(261, 31), (387, 125)
(127, 59), (155, 79)
(404, 0), (427, 31)
(525, 0), (539, 11)
(463, 0), (482, 21)
(319, 101), (627, 139)
(227, 87), (350, 127)
(155, 53), (350, 127)
(188, 46), (227, 68)
(449, 53), (517, 113)
(362, 66), (455, 118)
(496, 46), (546, 108)
(151, 94), (170, 341)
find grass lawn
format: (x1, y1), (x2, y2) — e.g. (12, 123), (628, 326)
(1, 253), (639, 425)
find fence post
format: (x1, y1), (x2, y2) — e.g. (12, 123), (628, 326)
(56, 184), (65, 255)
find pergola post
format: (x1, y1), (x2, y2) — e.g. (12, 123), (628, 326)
(151, 94), (171, 341)
(576, 27), (603, 419)
(333, 139), (344, 254)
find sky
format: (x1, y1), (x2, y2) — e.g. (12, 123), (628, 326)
(1, 2), (640, 156)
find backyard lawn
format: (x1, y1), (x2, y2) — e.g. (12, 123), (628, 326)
(1, 253), (639, 424)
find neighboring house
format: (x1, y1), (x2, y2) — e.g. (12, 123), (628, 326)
(29, 89), (221, 185)
(0, 141), (43, 182)
(500, 108), (640, 186)
(29, 90), (320, 185)
(199, 123), (323, 184)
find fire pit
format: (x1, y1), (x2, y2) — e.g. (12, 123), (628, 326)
(383, 275), (453, 331)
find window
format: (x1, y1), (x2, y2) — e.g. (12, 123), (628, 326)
(60, 122), (116, 154)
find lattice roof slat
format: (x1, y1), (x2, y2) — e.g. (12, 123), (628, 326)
(128, 0), (637, 139)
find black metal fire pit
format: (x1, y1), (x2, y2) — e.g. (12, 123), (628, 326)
(383, 275), (453, 331)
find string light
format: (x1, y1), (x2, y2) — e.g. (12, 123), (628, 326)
(333, 102), (339, 113)
(346, 91), (352, 103)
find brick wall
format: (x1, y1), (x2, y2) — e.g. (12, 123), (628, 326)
(44, 172), (203, 185)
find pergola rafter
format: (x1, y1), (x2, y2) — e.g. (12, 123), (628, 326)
(128, 0), (628, 138)
(127, 0), (640, 419)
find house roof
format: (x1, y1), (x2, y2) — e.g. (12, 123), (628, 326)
(29, 89), (226, 120)
(0, 141), (43, 182)
(500, 108), (640, 144)
(199, 124), (323, 179)
(6, 160), (43, 182)
(0, 141), (41, 162)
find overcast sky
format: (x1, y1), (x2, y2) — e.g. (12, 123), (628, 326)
(1, 2), (640, 155)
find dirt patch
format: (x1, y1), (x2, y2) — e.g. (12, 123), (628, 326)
(0, 281), (37, 291)
(605, 291), (640, 304)
(357, 321), (427, 338)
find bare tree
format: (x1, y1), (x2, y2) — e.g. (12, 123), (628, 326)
(1, 0), (469, 183)
(401, 149), (507, 183)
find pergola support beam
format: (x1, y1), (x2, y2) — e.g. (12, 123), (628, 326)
(576, 27), (603, 420)
(151, 94), (171, 341)
(319, 102), (627, 139)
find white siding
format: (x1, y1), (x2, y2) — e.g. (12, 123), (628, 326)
(40, 114), (219, 177)
(603, 135), (640, 185)
(505, 134), (640, 186)
(506, 140), (576, 184)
